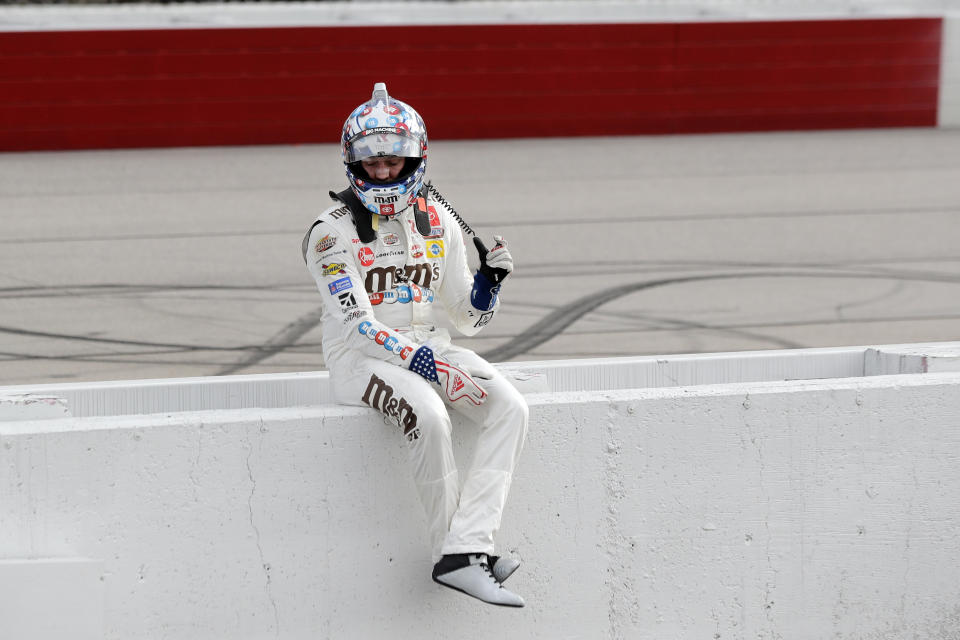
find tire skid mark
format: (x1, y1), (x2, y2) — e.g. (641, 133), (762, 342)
(216, 306), (326, 376)
(479, 269), (960, 362)
(2, 268), (959, 374)
(0, 325), (257, 351)
(0, 283), (306, 299)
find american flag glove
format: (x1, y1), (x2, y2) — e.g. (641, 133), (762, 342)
(408, 346), (488, 405)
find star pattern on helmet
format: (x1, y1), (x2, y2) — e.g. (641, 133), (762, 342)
(409, 346), (439, 383)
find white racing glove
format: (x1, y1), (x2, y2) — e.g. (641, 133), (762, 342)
(408, 345), (487, 406)
(435, 358), (487, 406)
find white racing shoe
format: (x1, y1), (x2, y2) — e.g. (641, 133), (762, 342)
(432, 553), (525, 607)
(488, 555), (521, 583)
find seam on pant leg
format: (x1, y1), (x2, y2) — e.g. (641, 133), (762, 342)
(420, 469), (459, 488)
(442, 469), (512, 557)
(418, 470), (460, 563)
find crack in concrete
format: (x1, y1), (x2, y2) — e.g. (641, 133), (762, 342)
(744, 394), (782, 639)
(900, 456), (920, 621)
(246, 421), (280, 638)
(601, 401), (642, 637)
(189, 429), (203, 502)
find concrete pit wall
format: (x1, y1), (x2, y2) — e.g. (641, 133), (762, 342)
(2, 344), (960, 639)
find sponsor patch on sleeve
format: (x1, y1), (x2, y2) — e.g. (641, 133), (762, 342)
(357, 320), (409, 358)
(328, 277), (353, 295)
(338, 292), (357, 311)
(342, 309), (366, 324)
(315, 234), (337, 254)
(474, 310), (495, 328)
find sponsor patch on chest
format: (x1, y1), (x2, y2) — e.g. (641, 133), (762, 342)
(426, 240), (444, 258)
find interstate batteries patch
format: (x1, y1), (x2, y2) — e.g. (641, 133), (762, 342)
(315, 234), (337, 253)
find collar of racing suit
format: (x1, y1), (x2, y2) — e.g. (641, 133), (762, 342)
(329, 184), (432, 244)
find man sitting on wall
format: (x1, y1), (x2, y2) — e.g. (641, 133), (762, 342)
(303, 82), (528, 607)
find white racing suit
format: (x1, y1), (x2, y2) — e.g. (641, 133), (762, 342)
(303, 193), (528, 562)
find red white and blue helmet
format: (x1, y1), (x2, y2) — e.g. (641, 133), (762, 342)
(341, 82), (427, 217)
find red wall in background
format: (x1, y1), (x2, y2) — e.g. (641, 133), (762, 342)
(0, 18), (943, 151)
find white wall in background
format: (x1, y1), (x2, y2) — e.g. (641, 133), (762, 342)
(0, 0), (954, 31)
(940, 15), (960, 126)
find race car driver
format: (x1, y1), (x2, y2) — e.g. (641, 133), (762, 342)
(302, 83), (529, 607)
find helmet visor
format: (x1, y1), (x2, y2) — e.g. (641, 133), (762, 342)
(346, 129), (422, 163)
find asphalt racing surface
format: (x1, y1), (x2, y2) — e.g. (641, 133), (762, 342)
(2, 128), (959, 385)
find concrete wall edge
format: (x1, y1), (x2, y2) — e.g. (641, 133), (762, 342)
(6, 368), (960, 437)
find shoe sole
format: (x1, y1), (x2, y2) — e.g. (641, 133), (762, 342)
(431, 576), (525, 608)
